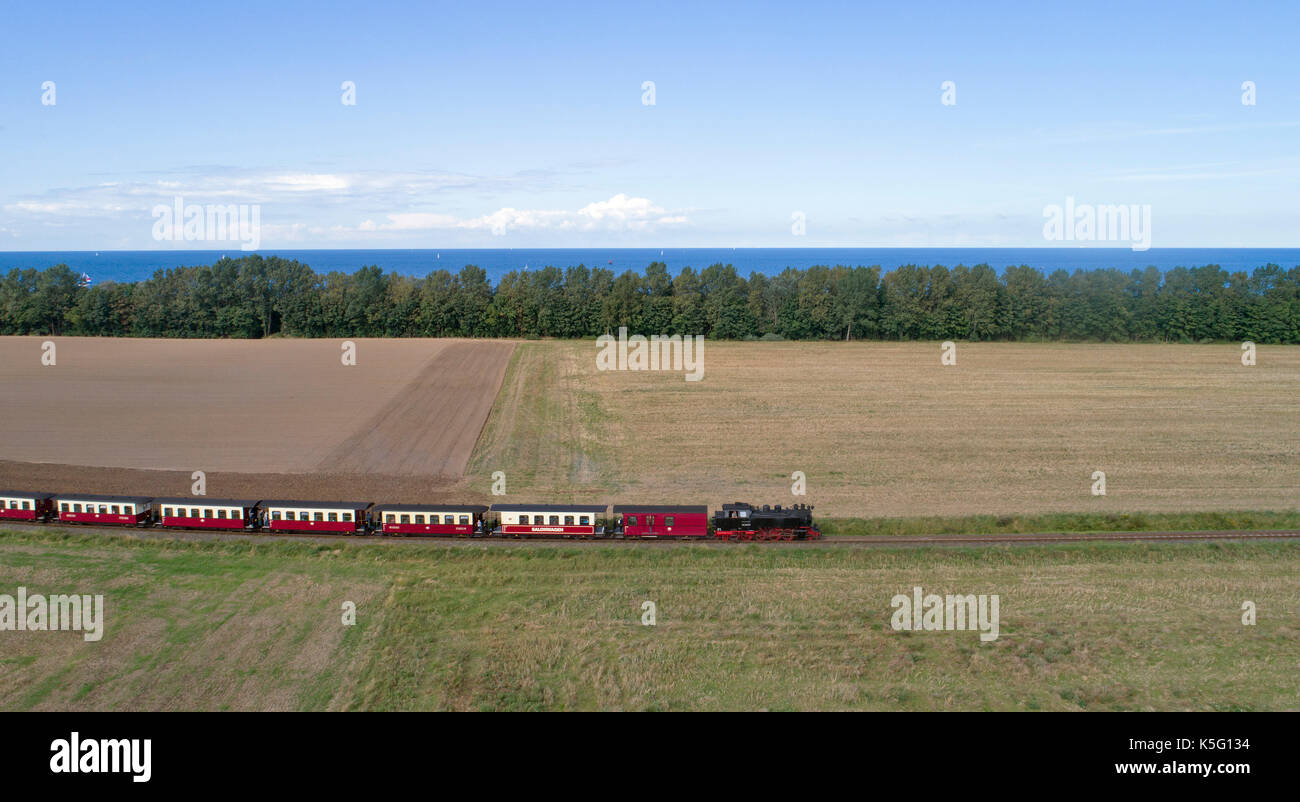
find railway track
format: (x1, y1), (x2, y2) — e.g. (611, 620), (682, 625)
(1, 519), (1298, 549)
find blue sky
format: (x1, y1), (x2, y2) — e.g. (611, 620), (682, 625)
(1, 0), (1297, 249)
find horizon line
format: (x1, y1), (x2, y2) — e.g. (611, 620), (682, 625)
(4, 246), (1299, 254)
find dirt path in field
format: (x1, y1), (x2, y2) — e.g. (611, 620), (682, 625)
(317, 340), (516, 476)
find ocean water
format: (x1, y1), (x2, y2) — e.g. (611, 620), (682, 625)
(1, 248), (1297, 285)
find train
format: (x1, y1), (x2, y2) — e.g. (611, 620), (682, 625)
(0, 490), (819, 542)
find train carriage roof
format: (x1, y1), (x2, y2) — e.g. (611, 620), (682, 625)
(153, 497), (261, 508)
(489, 503), (608, 513)
(371, 504), (489, 514)
(52, 493), (154, 504)
(611, 505), (708, 514)
(0, 491), (55, 500)
(259, 499), (372, 510)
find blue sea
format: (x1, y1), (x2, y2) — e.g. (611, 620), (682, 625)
(1, 248), (1297, 285)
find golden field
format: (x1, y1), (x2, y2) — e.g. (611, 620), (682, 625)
(470, 341), (1300, 518)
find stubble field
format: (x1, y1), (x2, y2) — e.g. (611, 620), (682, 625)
(470, 341), (1300, 519)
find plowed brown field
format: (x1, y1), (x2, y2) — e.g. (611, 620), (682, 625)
(0, 337), (514, 496)
(318, 341), (515, 475)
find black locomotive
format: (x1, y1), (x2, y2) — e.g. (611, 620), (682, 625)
(711, 502), (819, 541)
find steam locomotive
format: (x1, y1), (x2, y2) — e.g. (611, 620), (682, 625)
(712, 502), (819, 541)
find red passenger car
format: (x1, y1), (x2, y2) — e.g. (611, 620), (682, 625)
(54, 494), (153, 526)
(490, 504), (608, 538)
(612, 504), (708, 538)
(155, 497), (259, 530)
(0, 491), (54, 522)
(372, 504), (488, 536)
(260, 500), (371, 534)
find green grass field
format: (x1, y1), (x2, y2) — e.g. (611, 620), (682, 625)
(2, 528), (1296, 711)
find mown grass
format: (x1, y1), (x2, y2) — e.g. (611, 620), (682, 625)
(1, 528), (1296, 711)
(468, 342), (618, 498)
(821, 509), (1300, 536)
(0, 530), (384, 711)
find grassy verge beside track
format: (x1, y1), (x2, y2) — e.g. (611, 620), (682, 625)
(1, 527), (1296, 711)
(820, 510), (1300, 536)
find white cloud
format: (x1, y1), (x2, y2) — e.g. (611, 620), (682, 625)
(0, 166), (612, 246)
(358, 194), (690, 237)
(1, 162), (691, 246)
(1, 167), (527, 218)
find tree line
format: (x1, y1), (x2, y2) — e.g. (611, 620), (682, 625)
(2, 256), (1298, 342)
